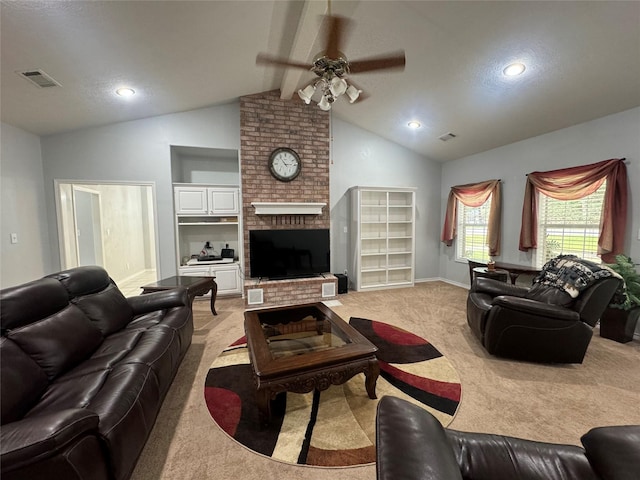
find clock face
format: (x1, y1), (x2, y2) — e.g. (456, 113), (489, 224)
(269, 148), (301, 182)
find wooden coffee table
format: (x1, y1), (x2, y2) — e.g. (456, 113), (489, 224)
(244, 302), (379, 422)
(141, 275), (217, 315)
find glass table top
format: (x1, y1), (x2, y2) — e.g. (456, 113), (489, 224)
(256, 305), (352, 359)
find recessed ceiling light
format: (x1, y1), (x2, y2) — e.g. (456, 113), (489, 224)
(503, 63), (526, 76)
(115, 87), (135, 97)
(407, 120), (421, 129)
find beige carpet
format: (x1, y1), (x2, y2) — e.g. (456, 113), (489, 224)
(130, 282), (640, 480)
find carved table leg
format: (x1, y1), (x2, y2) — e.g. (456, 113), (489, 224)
(256, 388), (272, 424)
(209, 279), (218, 316)
(365, 358), (380, 399)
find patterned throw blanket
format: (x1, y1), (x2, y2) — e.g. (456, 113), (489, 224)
(533, 255), (621, 298)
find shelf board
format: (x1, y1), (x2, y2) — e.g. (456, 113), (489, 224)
(251, 202), (325, 215)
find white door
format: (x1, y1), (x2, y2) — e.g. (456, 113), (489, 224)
(72, 187), (104, 266)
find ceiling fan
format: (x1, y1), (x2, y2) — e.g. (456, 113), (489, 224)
(256, 13), (405, 110)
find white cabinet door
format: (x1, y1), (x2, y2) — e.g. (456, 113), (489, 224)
(208, 188), (239, 215)
(175, 187), (208, 215)
(211, 264), (241, 295)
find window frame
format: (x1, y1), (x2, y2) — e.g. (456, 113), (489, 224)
(535, 181), (606, 268)
(455, 195), (492, 263)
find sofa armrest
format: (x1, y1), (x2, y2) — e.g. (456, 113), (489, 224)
(446, 430), (599, 480)
(0, 409), (99, 473)
(581, 425), (640, 480)
(492, 296), (579, 322)
(127, 288), (189, 315)
(475, 277), (529, 298)
(376, 396), (463, 480)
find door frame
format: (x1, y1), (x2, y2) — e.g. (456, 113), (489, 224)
(54, 180), (160, 276)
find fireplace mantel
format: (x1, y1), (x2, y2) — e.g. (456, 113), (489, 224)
(251, 202), (326, 215)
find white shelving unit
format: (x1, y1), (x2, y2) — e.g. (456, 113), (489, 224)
(174, 184), (243, 296)
(349, 186), (416, 291)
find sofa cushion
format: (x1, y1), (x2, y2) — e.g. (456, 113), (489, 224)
(7, 305), (103, 380)
(47, 265), (112, 296)
(72, 285), (133, 336)
(0, 278), (69, 333)
(0, 338), (49, 424)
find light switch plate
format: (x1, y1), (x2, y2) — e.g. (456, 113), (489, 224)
(10, 233), (18, 244)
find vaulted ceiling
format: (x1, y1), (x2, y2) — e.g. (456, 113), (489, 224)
(2, 0), (639, 162)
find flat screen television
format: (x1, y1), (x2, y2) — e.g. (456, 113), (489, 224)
(249, 228), (330, 279)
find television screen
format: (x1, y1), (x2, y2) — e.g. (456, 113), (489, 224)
(249, 229), (330, 279)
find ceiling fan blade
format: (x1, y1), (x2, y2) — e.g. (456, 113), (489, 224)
(324, 14), (352, 59)
(348, 51), (406, 74)
(256, 53), (311, 70)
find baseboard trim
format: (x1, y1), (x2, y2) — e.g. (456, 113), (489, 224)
(415, 277), (468, 289)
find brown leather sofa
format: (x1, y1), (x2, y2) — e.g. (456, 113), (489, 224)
(376, 396), (640, 480)
(467, 275), (619, 363)
(0, 266), (194, 480)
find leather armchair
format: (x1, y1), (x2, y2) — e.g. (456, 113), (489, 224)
(467, 275), (620, 363)
(376, 396), (640, 480)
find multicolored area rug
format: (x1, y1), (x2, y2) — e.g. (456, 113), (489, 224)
(204, 317), (462, 467)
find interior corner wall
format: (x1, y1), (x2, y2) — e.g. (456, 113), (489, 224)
(40, 102), (240, 278)
(0, 122), (51, 288)
(440, 106), (640, 287)
(239, 90), (330, 276)
(330, 117), (442, 281)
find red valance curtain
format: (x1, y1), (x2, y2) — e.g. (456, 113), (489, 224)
(519, 158), (628, 263)
(441, 179), (501, 257)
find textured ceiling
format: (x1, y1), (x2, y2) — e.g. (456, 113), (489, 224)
(2, 0), (639, 162)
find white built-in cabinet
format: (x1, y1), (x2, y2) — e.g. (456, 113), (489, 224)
(349, 186), (416, 291)
(174, 186), (239, 216)
(174, 184), (242, 296)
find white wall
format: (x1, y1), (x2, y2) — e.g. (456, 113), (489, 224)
(0, 122), (51, 287)
(440, 107), (640, 286)
(40, 102), (240, 277)
(330, 117), (442, 281)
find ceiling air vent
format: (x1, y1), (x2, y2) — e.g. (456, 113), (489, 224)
(438, 132), (457, 142)
(18, 69), (61, 88)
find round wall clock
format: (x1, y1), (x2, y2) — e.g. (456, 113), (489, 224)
(268, 147), (301, 182)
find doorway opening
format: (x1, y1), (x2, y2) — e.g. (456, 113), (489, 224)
(55, 181), (158, 296)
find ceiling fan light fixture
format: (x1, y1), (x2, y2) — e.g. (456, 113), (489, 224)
(318, 95), (332, 111)
(345, 84), (362, 103)
(329, 76), (348, 97)
(298, 84), (316, 104)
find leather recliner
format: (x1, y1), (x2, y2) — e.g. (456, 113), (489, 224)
(376, 396), (640, 480)
(467, 273), (620, 363)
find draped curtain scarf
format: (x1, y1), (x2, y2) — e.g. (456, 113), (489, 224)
(441, 179), (501, 257)
(518, 158), (628, 263)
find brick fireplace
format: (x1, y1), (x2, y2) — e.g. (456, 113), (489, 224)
(239, 90), (336, 307)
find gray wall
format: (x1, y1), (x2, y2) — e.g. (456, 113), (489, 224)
(440, 107), (640, 287)
(330, 117), (442, 281)
(40, 102), (240, 278)
(0, 122), (51, 287)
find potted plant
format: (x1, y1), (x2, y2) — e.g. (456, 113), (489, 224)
(600, 254), (640, 343)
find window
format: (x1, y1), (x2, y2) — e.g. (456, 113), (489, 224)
(456, 196), (492, 262)
(536, 181), (606, 268)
